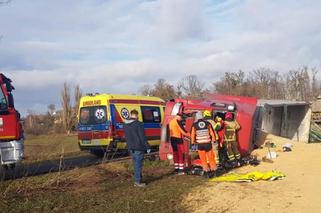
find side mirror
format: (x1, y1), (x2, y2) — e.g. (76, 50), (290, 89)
(8, 93), (14, 108)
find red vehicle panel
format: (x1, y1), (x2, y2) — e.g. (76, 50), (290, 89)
(159, 95), (257, 168)
(0, 73), (24, 165)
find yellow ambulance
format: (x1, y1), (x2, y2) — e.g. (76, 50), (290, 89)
(77, 93), (165, 155)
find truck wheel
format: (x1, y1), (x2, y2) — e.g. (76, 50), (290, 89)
(2, 164), (9, 170)
(9, 164), (16, 170)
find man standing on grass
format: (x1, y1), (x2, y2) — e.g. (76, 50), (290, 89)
(124, 109), (151, 187)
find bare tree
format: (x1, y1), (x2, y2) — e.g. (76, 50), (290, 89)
(152, 79), (177, 100)
(72, 84), (82, 130)
(214, 70), (245, 96)
(178, 75), (205, 99)
(286, 67), (312, 101)
(311, 68), (319, 99)
(140, 85), (153, 96)
(140, 79), (177, 100)
(74, 84), (82, 113)
(61, 82), (72, 134)
(246, 68), (285, 99)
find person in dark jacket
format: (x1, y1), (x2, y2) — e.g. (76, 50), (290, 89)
(124, 109), (150, 187)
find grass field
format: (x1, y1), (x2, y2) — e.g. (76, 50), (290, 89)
(0, 159), (203, 212)
(0, 134), (204, 212)
(24, 134), (83, 162)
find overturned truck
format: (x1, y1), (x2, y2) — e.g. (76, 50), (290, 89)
(159, 94), (313, 171)
(159, 94), (258, 169)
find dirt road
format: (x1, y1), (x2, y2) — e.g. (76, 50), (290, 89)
(183, 134), (321, 213)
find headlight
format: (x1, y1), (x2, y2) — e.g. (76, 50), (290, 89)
(167, 154), (173, 160)
(227, 105), (235, 111)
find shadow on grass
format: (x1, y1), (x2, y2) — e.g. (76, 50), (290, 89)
(0, 153), (100, 181)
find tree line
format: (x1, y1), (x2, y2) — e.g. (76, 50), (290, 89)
(142, 67), (321, 102)
(24, 66), (320, 135)
(24, 83), (82, 135)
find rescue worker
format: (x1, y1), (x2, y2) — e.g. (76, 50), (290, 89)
(215, 115), (229, 166)
(191, 111), (217, 177)
(169, 113), (189, 174)
(203, 110), (220, 165)
(224, 112), (241, 164)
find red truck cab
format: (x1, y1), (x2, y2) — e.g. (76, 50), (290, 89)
(159, 95), (257, 169)
(0, 73), (24, 167)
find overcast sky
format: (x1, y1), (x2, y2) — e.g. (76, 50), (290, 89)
(1, 0), (321, 115)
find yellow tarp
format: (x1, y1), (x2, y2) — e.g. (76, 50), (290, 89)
(209, 171), (285, 182)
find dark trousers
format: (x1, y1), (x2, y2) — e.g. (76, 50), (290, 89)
(218, 145), (229, 165)
(130, 150), (144, 183)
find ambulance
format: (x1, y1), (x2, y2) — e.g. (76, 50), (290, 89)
(77, 93), (165, 155)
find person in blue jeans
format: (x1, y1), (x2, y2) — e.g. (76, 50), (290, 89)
(124, 109), (151, 187)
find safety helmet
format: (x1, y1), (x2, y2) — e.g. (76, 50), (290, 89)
(203, 110), (211, 117)
(225, 112), (233, 120)
(215, 116), (222, 122)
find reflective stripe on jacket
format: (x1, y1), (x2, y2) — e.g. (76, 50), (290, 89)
(191, 119), (216, 144)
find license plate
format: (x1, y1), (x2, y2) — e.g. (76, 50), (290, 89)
(92, 140), (100, 145)
(82, 140), (91, 145)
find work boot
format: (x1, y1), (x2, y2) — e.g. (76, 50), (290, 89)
(230, 160), (239, 168)
(209, 170), (217, 178)
(238, 159), (246, 166)
(203, 171), (210, 179)
(134, 182), (146, 187)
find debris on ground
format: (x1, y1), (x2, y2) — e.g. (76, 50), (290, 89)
(262, 156), (274, 163)
(209, 171), (285, 182)
(283, 142), (293, 152)
(265, 141), (276, 148)
(266, 151), (278, 159)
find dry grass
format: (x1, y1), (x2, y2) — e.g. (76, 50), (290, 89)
(0, 159), (204, 213)
(0, 134), (204, 212)
(24, 134), (83, 162)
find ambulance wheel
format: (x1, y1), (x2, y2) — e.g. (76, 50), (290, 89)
(89, 150), (105, 158)
(146, 154), (156, 161)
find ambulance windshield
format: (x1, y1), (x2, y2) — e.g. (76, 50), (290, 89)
(80, 106), (107, 125)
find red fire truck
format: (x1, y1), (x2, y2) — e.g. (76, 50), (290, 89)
(159, 94), (257, 170)
(0, 73), (24, 167)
